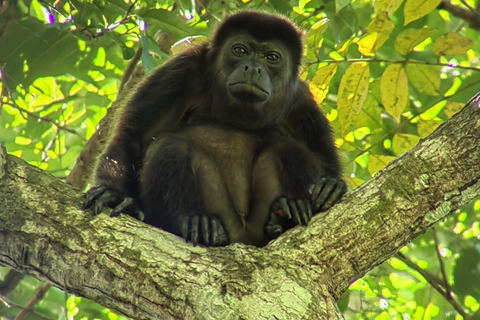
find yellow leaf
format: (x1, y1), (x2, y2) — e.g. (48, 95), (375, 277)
(405, 64), (440, 96)
(367, 155), (396, 176)
(381, 64), (409, 122)
(337, 62), (370, 134)
(417, 119), (441, 138)
(432, 33), (473, 56)
(392, 133), (420, 155)
(358, 12), (394, 56)
(443, 101), (464, 118)
(374, 0), (404, 16)
(394, 28), (437, 55)
(404, 0), (441, 25)
(310, 64), (337, 104)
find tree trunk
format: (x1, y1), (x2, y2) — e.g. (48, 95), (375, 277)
(0, 93), (479, 320)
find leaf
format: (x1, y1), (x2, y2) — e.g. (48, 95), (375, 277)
(405, 64), (440, 96)
(310, 64), (337, 104)
(404, 0), (441, 25)
(394, 28), (437, 55)
(142, 9), (199, 38)
(305, 18), (329, 59)
(381, 64), (409, 122)
(337, 62), (370, 134)
(443, 101), (464, 118)
(367, 155), (396, 176)
(392, 133), (420, 155)
(358, 12), (394, 56)
(453, 247), (480, 300)
(432, 33), (473, 56)
(374, 0), (404, 16)
(336, 0), (352, 12)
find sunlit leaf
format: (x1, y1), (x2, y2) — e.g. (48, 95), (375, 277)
(381, 64), (409, 122)
(368, 154), (396, 176)
(358, 12), (395, 56)
(394, 28), (437, 55)
(404, 0), (441, 25)
(432, 33), (473, 56)
(337, 62), (370, 134)
(374, 0), (404, 16)
(405, 64), (440, 96)
(310, 64), (337, 104)
(305, 18), (329, 59)
(443, 101), (464, 118)
(392, 133), (420, 155)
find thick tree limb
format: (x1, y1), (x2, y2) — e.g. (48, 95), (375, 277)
(0, 94), (479, 319)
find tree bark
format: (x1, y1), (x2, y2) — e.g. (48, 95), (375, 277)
(0, 93), (479, 320)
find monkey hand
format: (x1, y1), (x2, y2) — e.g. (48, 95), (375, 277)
(83, 185), (145, 221)
(181, 214), (229, 247)
(309, 177), (346, 212)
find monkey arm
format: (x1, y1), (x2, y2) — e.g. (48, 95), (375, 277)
(84, 48), (208, 216)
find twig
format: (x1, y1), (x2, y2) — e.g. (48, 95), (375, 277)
(313, 58), (480, 72)
(0, 294), (55, 320)
(6, 99), (86, 141)
(10, 283), (52, 320)
(432, 228), (454, 299)
(396, 253), (472, 320)
(438, 0), (480, 30)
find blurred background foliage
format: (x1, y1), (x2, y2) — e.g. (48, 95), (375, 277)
(0, 0), (479, 319)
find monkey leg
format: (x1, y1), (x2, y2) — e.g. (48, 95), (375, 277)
(139, 135), (244, 246)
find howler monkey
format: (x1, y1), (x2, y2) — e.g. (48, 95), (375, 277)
(84, 11), (346, 247)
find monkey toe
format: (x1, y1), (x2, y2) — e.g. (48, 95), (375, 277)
(182, 214), (229, 247)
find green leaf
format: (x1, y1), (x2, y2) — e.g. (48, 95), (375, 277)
(381, 64), (409, 122)
(453, 247), (480, 299)
(337, 62), (370, 134)
(394, 28), (437, 55)
(392, 133), (420, 155)
(336, 0), (352, 12)
(310, 63), (337, 104)
(142, 9), (199, 38)
(358, 12), (394, 56)
(404, 0), (441, 25)
(305, 18), (329, 59)
(406, 64), (440, 96)
(432, 33), (474, 56)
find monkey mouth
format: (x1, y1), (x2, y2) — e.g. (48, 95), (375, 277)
(228, 82), (270, 102)
(229, 82), (269, 94)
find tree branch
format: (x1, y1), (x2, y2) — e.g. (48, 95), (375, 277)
(0, 93), (479, 319)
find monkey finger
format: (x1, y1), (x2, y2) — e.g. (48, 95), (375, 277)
(296, 200), (309, 225)
(309, 177), (326, 206)
(279, 197), (292, 219)
(288, 199), (301, 225)
(83, 185), (107, 209)
(322, 181), (346, 209)
(111, 197), (134, 217)
(313, 179), (337, 211)
(306, 201), (313, 219)
(201, 215), (210, 246)
(182, 218), (190, 243)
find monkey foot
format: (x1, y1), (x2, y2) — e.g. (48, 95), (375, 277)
(181, 214), (229, 247)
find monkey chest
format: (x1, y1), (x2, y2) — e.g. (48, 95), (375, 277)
(179, 125), (263, 216)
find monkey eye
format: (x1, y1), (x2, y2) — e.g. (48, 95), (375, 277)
(265, 52), (281, 63)
(232, 45), (248, 56)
